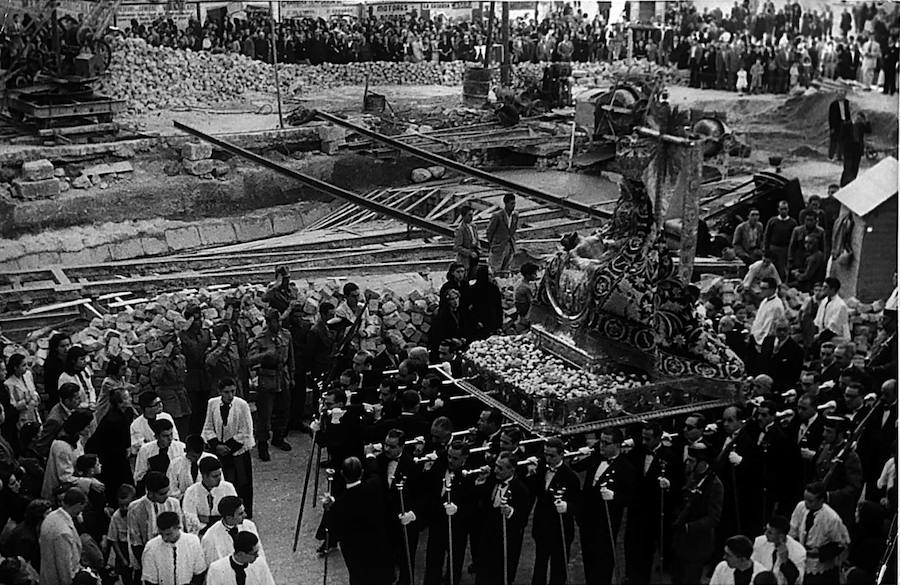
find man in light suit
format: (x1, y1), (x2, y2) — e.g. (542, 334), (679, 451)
(39, 486), (87, 585)
(485, 194), (519, 276)
(454, 204), (480, 280)
(202, 378), (255, 517)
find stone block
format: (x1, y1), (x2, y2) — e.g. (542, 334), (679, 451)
(21, 159), (55, 181)
(233, 216), (274, 243)
(72, 175), (91, 189)
(381, 301), (398, 315)
(198, 223), (237, 246)
(402, 324), (417, 339)
(272, 211), (304, 235)
(182, 142), (213, 161)
(316, 125), (346, 143)
(141, 237), (168, 256)
(165, 226), (202, 251)
(419, 322), (430, 333)
(411, 168), (431, 183)
(382, 311), (401, 328)
(12, 177), (60, 200)
(427, 166), (446, 179)
(319, 140), (341, 155)
(411, 312), (424, 326)
(183, 159), (215, 176)
(110, 238), (145, 260)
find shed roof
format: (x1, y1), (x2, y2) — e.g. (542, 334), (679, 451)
(833, 156), (899, 217)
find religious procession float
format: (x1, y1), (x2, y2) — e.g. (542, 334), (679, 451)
(462, 104), (746, 436)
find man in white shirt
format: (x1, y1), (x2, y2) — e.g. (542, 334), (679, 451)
(203, 379), (255, 517)
(789, 481), (850, 583)
(128, 472), (184, 571)
(141, 510), (206, 585)
(206, 531), (275, 585)
(183, 456), (237, 535)
(131, 391), (179, 456)
(135, 417), (186, 485)
(750, 277), (786, 348)
(201, 496), (267, 568)
(751, 515), (806, 585)
(709, 535), (767, 585)
(168, 434), (217, 500)
(741, 252), (782, 295)
(814, 277), (851, 344)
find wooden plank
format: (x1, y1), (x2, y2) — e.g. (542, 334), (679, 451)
(50, 266), (72, 285)
(98, 291), (133, 300)
(22, 297), (90, 315)
(37, 122), (119, 137)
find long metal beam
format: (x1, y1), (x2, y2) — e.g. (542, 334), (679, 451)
(173, 121), (455, 239)
(314, 110), (613, 220)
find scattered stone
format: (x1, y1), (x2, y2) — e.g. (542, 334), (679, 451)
(426, 166), (446, 179)
(182, 142), (213, 161)
(21, 159), (55, 181)
(72, 175), (92, 189)
(182, 159), (215, 176)
(12, 177), (60, 200)
(411, 168), (432, 183)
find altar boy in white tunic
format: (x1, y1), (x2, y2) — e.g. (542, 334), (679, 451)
(201, 496), (268, 569)
(202, 378), (255, 516)
(182, 457), (237, 535)
(206, 531), (274, 585)
(141, 510), (206, 585)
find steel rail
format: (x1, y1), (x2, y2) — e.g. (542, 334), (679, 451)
(313, 111), (613, 220)
(173, 121), (456, 239)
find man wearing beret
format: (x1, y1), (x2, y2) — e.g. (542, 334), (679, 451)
(248, 308), (294, 462)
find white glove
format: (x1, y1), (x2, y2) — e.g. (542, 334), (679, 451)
(705, 423), (719, 434)
(577, 446), (592, 456)
(330, 408), (346, 424)
(728, 451), (743, 466)
(818, 400), (837, 413)
(433, 398), (445, 409)
(321, 494), (335, 508)
(399, 511), (417, 526)
(309, 420), (321, 433)
(658, 477), (671, 490)
(600, 487), (614, 501)
(444, 502), (458, 517)
(622, 438), (635, 449)
(800, 447), (816, 460)
(554, 500), (568, 514)
(500, 504), (514, 519)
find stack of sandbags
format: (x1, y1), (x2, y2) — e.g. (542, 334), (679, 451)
(11, 278), (523, 396)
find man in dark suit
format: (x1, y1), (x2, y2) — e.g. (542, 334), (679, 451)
(714, 404), (760, 540)
(757, 320), (805, 393)
(422, 440), (476, 585)
(34, 382), (82, 459)
(528, 437), (581, 585)
(828, 92), (852, 160)
(813, 416), (863, 526)
(372, 335), (404, 377)
(672, 443), (724, 585)
(754, 399), (802, 519)
(841, 112), (871, 186)
(305, 301), (336, 382)
(576, 428), (637, 585)
(364, 429), (422, 585)
(789, 393), (826, 488)
(863, 379), (897, 501)
(374, 389), (430, 443)
(323, 457), (393, 585)
(625, 423), (678, 584)
(474, 451), (532, 585)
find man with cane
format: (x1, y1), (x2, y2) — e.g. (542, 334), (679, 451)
(321, 457), (392, 585)
(575, 428), (637, 585)
(423, 439), (474, 585)
(474, 451), (532, 585)
(364, 429), (421, 585)
(528, 437), (580, 585)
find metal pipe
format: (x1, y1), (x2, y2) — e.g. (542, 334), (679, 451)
(313, 111), (612, 220)
(173, 121), (455, 239)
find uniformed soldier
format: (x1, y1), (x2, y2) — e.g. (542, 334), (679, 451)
(248, 308), (294, 462)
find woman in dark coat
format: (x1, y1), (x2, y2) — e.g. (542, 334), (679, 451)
(429, 289), (468, 359)
(43, 333), (71, 407)
(85, 386), (134, 506)
(463, 264), (503, 341)
(438, 262), (470, 311)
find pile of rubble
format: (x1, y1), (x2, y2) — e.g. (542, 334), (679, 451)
(98, 38), (685, 115)
(6, 280), (520, 395)
(2, 159), (136, 200)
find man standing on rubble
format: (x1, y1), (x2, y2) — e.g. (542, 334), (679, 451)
(486, 194), (519, 277)
(454, 205), (481, 280)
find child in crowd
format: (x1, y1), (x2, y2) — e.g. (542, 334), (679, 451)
(736, 66), (749, 95)
(105, 484), (136, 585)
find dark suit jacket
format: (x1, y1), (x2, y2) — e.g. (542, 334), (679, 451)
(420, 455), (477, 529)
(329, 478), (393, 583)
(526, 461), (581, 541)
(673, 473), (724, 563)
(828, 98), (852, 134)
(34, 403), (70, 459)
(758, 336), (805, 392)
(317, 407), (363, 470)
(626, 443), (679, 525)
(576, 453), (637, 539)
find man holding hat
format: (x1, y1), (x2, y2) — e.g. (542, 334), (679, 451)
(812, 415), (862, 526)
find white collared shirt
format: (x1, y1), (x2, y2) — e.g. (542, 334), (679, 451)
(200, 519), (263, 566)
(814, 294), (850, 340)
(130, 413), (179, 455)
(751, 294), (786, 346)
(206, 555), (275, 585)
(751, 534), (806, 585)
(182, 480), (238, 534)
(141, 533), (206, 585)
(134, 440), (186, 482)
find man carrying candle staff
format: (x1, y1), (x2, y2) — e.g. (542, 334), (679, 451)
(422, 439), (476, 585)
(528, 437), (580, 585)
(574, 427), (637, 585)
(473, 451), (532, 585)
(363, 428), (422, 585)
